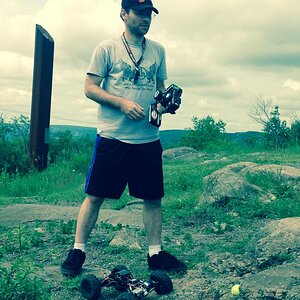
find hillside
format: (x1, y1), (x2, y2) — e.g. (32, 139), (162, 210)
(50, 125), (184, 149)
(50, 125), (263, 149)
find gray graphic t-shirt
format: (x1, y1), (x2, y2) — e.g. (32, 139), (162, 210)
(87, 35), (168, 144)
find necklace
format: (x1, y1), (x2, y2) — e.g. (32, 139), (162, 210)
(121, 32), (146, 84)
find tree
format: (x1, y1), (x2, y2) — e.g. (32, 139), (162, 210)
(263, 106), (290, 149)
(0, 114), (12, 145)
(249, 97), (273, 127)
(181, 116), (226, 150)
(11, 115), (30, 156)
(249, 98), (290, 149)
(0, 115), (31, 175)
(290, 119), (300, 145)
(49, 130), (74, 162)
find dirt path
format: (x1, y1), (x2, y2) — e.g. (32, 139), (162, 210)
(0, 203), (143, 228)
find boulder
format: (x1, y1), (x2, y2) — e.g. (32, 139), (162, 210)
(254, 217), (300, 269)
(199, 169), (263, 205)
(241, 164), (300, 198)
(240, 164), (300, 180)
(235, 262), (300, 299)
(198, 162), (300, 206)
(199, 162), (275, 205)
(162, 147), (206, 160)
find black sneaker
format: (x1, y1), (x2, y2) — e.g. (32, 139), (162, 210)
(148, 250), (187, 273)
(61, 249), (86, 276)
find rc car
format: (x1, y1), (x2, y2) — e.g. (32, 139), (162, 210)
(80, 265), (173, 300)
(149, 84), (183, 127)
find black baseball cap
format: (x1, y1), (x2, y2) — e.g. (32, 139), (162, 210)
(121, 0), (159, 14)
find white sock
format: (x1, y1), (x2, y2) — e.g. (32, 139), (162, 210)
(148, 245), (161, 257)
(74, 242), (86, 253)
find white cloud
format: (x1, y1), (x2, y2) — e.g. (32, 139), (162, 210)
(34, 0), (122, 66)
(283, 79), (300, 91)
(0, 0), (300, 132)
(0, 51), (33, 79)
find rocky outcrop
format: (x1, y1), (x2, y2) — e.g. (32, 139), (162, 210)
(254, 217), (300, 269)
(193, 217), (300, 299)
(162, 147), (207, 160)
(199, 162), (299, 205)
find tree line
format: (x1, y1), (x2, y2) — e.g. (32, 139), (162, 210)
(182, 98), (300, 151)
(0, 114), (93, 176)
(0, 99), (299, 176)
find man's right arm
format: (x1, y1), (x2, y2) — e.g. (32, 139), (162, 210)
(84, 74), (145, 120)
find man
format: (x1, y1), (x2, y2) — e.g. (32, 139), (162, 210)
(61, 0), (187, 276)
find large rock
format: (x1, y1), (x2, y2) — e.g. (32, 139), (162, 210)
(240, 164), (300, 180)
(162, 147), (206, 160)
(235, 262), (300, 299)
(199, 169), (263, 205)
(241, 164), (300, 199)
(199, 162), (275, 205)
(198, 162), (300, 206)
(224, 162), (258, 172)
(254, 217), (300, 269)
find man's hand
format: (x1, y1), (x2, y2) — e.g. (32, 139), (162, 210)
(120, 99), (145, 120)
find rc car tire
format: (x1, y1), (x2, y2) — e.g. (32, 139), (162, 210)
(116, 292), (136, 300)
(111, 265), (131, 292)
(80, 274), (102, 300)
(111, 265), (129, 274)
(150, 270), (173, 295)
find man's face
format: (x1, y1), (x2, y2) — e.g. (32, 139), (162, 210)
(124, 8), (153, 37)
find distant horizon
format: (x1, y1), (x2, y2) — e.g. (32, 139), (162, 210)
(50, 124), (263, 134)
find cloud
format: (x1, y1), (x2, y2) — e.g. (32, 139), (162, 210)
(0, 0), (300, 132)
(34, 0), (122, 66)
(154, 0), (300, 70)
(0, 51), (33, 80)
(283, 79), (300, 91)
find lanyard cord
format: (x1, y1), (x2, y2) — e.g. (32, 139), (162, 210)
(121, 32), (146, 83)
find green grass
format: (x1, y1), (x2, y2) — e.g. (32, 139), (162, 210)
(0, 146), (299, 299)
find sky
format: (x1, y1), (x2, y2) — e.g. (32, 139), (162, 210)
(1, 0), (300, 133)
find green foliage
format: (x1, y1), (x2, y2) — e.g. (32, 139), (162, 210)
(0, 159), (86, 203)
(0, 258), (50, 300)
(263, 106), (290, 149)
(246, 169), (300, 218)
(1, 224), (44, 254)
(0, 115), (31, 175)
(0, 114), (94, 177)
(52, 220), (77, 244)
(49, 130), (74, 162)
(180, 116), (226, 150)
(290, 119), (300, 145)
(48, 130), (93, 164)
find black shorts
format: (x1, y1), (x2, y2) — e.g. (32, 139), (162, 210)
(84, 135), (164, 200)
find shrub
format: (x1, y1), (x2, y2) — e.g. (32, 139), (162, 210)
(180, 116), (226, 150)
(290, 119), (300, 145)
(263, 106), (290, 149)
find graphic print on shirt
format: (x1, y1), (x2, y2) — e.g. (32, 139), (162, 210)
(117, 60), (157, 87)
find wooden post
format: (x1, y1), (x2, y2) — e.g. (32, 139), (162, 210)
(29, 24), (54, 171)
